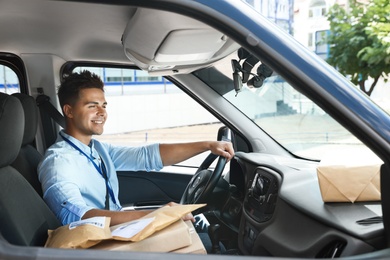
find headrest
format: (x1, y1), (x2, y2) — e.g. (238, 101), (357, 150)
(12, 93), (39, 146)
(0, 93), (24, 168)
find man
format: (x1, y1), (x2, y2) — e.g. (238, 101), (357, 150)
(38, 70), (234, 227)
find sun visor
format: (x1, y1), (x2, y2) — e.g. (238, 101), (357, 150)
(122, 8), (239, 75)
(154, 29), (227, 63)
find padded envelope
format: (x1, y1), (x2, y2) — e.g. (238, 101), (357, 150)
(317, 149), (383, 203)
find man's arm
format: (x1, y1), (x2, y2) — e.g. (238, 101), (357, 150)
(82, 202), (194, 226)
(159, 141), (234, 166)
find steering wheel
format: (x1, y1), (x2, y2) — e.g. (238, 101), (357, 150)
(180, 153), (227, 205)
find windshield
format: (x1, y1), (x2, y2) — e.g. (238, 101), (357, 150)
(195, 53), (366, 161)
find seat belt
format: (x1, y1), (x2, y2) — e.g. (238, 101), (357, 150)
(36, 94), (66, 148)
(36, 94), (65, 128)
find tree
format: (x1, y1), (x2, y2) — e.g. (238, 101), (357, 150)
(326, 0), (390, 96)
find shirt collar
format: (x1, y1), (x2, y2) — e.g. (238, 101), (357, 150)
(59, 130), (99, 159)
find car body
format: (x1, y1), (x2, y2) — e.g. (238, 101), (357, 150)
(1, 0), (390, 259)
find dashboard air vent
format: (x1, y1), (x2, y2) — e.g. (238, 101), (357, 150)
(356, 216), (383, 226)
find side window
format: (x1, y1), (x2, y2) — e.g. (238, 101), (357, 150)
(308, 0), (326, 18)
(0, 64), (20, 94)
(72, 67), (223, 168)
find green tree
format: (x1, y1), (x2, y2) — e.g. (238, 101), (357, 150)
(327, 0), (390, 96)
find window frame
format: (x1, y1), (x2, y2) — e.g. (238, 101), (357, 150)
(0, 53), (28, 94)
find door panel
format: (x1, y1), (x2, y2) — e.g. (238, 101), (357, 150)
(117, 170), (193, 207)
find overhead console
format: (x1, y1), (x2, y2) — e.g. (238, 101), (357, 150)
(121, 8), (239, 75)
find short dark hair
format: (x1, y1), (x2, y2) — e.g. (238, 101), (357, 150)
(58, 70), (104, 110)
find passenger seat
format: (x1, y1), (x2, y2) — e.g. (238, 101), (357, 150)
(0, 93), (60, 246)
(11, 93), (43, 197)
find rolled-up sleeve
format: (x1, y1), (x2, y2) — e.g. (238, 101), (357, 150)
(44, 182), (94, 225)
(38, 150), (95, 225)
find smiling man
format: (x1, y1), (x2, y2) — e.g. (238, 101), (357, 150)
(38, 70), (234, 227)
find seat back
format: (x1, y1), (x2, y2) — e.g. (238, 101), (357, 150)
(0, 93), (60, 246)
(11, 93), (43, 196)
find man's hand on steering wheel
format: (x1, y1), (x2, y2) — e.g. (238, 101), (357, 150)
(180, 141), (234, 205)
(208, 141), (235, 162)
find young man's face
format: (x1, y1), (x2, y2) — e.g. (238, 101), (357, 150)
(64, 88), (107, 139)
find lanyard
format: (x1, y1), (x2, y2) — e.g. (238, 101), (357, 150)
(59, 132), (117, 207)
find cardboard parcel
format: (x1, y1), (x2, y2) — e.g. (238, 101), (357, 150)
(317, 149), (383, 203)
(45, 203), (206, 252)
(93, 219), (198, 253)
(45, 216), (112, 249)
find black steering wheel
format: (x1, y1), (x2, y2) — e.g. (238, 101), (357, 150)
(180, 153), (227, 205)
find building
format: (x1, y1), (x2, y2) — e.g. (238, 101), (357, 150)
(293, 0), (348, 59)
(245, 0), (294, 34)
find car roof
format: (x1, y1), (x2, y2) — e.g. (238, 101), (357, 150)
(0, 0), (132, 62)
(0, 0), (238, 75)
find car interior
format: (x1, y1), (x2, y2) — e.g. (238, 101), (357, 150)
(1, 0), (390, 260)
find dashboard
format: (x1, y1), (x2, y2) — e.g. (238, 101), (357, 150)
(228, 152), (385, 257)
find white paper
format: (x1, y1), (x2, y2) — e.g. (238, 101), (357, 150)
(68, 216), (107, 230)
(111, 217), (155, 239)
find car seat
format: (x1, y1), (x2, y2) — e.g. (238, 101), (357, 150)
(0, 92), (60, 246)
(11, 93), (43, 196)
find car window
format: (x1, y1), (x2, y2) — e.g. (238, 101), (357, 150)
(71, 66), (224, 169)
(195, 54), (375, 161)
(0, 64), (20, 94)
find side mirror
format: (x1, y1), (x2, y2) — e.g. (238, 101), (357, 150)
(217, 126), (232, 142)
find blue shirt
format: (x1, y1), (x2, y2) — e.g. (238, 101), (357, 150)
(38, 130), (163, 225)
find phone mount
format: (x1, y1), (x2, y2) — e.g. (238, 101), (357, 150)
(231, 48), (273, 96)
